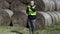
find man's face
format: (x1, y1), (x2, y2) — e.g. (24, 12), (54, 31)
(30, 1), (34, 6)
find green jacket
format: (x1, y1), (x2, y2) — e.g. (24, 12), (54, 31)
(26, 5), (36, 16)
(26, 5), (36, 20)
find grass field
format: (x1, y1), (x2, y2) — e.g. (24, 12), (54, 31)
(0, 23), (60, 34)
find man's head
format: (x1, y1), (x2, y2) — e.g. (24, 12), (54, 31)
(30, 1), (35, 6)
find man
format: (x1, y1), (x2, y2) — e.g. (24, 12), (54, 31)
(26, 0), (36, 34)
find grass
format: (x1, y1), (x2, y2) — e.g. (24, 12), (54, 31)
(36, 23), (60, 34)
(0, 26), (29, 34)
(0, 23), (60, 34)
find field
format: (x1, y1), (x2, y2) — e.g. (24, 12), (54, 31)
(0, 23), (60, 34)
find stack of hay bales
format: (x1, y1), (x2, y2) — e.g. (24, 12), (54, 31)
(0, 0), (14, 26)
(10, 0), (28, 27)
(35, 0), (55, 11)
(36, 0), (60, 29)
(0, 0), (27, 27)
(0, 0), (60, 29)
(37, 11), (60, 29)
(37, 11), (60, 28)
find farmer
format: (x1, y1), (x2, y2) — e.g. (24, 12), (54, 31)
(26, 0), (36, 34)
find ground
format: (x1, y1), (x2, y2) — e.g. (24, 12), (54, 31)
(0, 23), (60, 34)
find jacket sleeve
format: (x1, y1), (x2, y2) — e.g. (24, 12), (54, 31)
(26, 7), (29, 14)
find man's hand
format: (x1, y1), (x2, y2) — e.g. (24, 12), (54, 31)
(28, 5), (30, 8)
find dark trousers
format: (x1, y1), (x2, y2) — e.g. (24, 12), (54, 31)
(27, 18), (36, 34)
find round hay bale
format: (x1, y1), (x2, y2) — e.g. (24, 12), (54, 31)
(37, 12), (52, 28)
(4, 9), (14, 18)
(0, 0), (9, 9)
(35, 0), (55, 11)
(11, 0), (27, 13)
(11, 11), (27, 27)
(52, 0), (60, 11)
(49, 0), (55, 11)
(47, 12), (56, 24)
(0, 9), (10, 26)
(52, 12), (59, 23)
(54, 11), (60, 23)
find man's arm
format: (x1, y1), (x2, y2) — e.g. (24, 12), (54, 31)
(26, 6), (30, 14)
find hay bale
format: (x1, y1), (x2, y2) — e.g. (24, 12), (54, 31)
(49, 0), (55, 11)
(47, 12), (55, 24)
(54, 11), (60, 23)
(0, 0), (9, 9)
(35, 0), (55, 11)
(36, 12), (52, 28)
(47, 12), (59, 24)
(6, 0), (14, 3)
(51, 12), (59, 23)
(52, 0), (60, 11)
(11, 0), (27, 13)
(0, 9), (10, 26)
(4, 9), (14, 18)
(11, 11), (27, 27)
